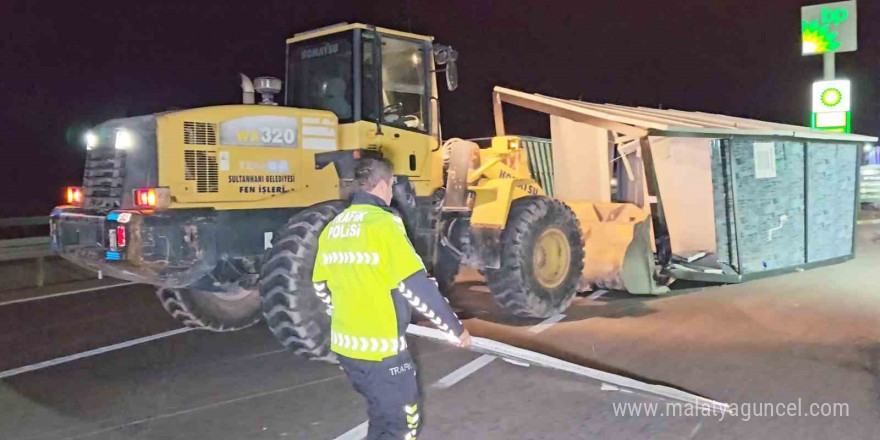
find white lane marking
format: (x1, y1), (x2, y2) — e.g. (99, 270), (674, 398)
(586, 289), (608, 301)
(334, 421), (369, 440)
(432, 313), (566, 390)
(433, 354), (496, 390)
(0, 281), (138, 308)
(526, 313), (567, 334)
(78, 348), (455, 440)
(0, 327), (193, 379)
(54, 374), (349, 440)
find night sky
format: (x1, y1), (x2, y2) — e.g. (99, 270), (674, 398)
(1, 0), (878, 217)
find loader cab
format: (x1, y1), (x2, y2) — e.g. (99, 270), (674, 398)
(285, 24), (447, 135)
(285, 23), (458, 196)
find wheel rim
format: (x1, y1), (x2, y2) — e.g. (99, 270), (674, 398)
(532, 228), (571, 289)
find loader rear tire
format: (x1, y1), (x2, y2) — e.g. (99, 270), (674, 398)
(157, 286), (262, 332)
(486, 196), (584, 318)
(259, 201), (346, 363)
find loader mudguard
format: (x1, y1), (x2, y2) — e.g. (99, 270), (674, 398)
(469, 178), (542, 229)
(443, 139), (479, 211)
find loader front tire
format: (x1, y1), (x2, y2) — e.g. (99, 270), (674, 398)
(486, 196), (584, 318)
(157, 286), (262, 332)
(259, 201), (346, 363)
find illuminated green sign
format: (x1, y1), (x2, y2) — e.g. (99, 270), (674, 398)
(812, 112), (851, 133)
(813, 80), (851, 113)
(821, 88), (842, 107)
(801, 1), (857, 55)
(811, 80), (852, 133)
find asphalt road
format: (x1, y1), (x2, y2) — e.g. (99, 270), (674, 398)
(1, 225), (879, 439)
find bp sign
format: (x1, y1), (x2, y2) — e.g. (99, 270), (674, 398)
(802, 1), (857, 55)
(812, 79), (852, 133)
(812, 80), (851, 112)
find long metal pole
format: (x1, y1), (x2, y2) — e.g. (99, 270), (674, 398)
(406, 324), (732, 413)
(823, 52), (836, 80)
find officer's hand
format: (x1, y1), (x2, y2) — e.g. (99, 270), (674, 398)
(457, 329), (472, 349)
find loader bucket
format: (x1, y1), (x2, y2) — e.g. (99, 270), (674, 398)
(565, 202), (669, 295)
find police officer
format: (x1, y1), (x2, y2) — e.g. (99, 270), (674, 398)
(312, 157), (471, 440)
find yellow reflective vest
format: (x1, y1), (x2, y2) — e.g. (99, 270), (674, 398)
(313, 203), (424, 361)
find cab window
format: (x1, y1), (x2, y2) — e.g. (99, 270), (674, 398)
(287, 32), (354, 122)
(363, 35), (429, 133)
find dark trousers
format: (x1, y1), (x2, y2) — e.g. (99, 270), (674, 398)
(338, 351), (421, 440)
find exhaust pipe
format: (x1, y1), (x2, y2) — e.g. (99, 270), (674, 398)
(240, 73), (255, 104)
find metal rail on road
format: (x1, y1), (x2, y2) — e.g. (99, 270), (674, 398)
(0, 216), (51, 262)
(0, 236), (52, 261)
(406, 324), (732, 414)
(0, 216), (53, 286)
(0, 216), (49, 228)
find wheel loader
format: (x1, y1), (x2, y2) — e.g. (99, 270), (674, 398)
(50, 23), (653, 361)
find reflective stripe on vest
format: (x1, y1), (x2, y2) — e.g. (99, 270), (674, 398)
(331, 331), (407, 354)
(319, 251), (381, 266)
(397, 282), (460, 343)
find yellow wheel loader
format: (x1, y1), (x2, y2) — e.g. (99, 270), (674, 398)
(50, 23), (652, 361)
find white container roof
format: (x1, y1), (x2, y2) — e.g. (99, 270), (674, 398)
(494, 87), (878, 143)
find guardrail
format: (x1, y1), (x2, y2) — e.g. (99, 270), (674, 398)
(861, 165), (880, 204)
(0, 216), (50, 228)
(0, 216), (53, 286)
(0, 236), (52, 261)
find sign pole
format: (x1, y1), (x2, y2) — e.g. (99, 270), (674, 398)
(823, 52), (836, 80)
(803, 1), (856, 133)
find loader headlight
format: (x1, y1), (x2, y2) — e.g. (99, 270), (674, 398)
(115, 130), (134, 149)
(85, 131), (98, 150)
(507, 138), (520, 150)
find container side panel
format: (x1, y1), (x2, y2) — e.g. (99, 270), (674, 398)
(806, 142), (857, 262)
(730, 138), (806, 273)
